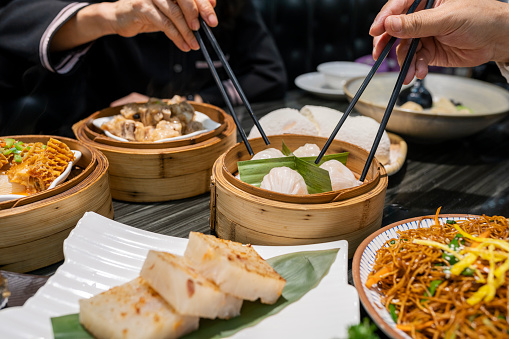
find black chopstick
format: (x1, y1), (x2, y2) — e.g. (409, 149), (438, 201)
(198, 18), (270, 146)
(358, 0), (434, 182)
(194, 29), (254, 155)
(314, 0), (424, 165)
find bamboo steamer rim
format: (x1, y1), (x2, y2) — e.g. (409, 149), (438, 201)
(81, 101), (230, 150)
(0, 142), (109, 216)
(74, 116), (236, 155)
(0, 135), (100, 210)
(217, 134), (387, 205)
(73, 106), (235, 155)
(213, 157), (388, 210)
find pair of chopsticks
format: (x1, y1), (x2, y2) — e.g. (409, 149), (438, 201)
(194, 18), (269, 156)
(314, 0), (434, 181)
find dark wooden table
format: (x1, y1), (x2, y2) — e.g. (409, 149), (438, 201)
(3, 88), (509, 337)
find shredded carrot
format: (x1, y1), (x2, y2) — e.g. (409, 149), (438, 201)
(397, 320), (435, 331)
(366, 263), (394, 288)
(434, 206), (442, 225)
(472, 230), (491, 248)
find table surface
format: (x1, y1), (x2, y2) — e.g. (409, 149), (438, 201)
(4, 88), (509, 338)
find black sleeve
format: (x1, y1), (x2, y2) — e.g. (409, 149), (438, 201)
(0, 0), (90, 71)
(197, 0), (287, 105)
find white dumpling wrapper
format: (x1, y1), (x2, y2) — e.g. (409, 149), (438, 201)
(260, 167), (308, 195)
(251, 148), (285, 160)
(319, 160), (360, 191)
(293, 143), (320, 157)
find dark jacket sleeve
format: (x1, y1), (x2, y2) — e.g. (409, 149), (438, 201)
(0, 0), (90, 72)
(197, 0), (287, 105)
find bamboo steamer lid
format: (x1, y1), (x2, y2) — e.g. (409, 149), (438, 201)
(210, 134), (388, 258)
(0, 135), (113, 273)
(73, 102), (237, 202)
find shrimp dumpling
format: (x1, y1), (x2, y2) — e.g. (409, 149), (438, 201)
(293, 143), (320, 157)
(260, 167), (308, 195)
(319, 160), (360, 191)
(251, 148), (285, 160)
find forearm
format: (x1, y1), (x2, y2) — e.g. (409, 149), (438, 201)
(50, 3), (116, 52)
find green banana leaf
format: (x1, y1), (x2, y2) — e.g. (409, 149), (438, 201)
(51, 248), (339, 339)
(238, 153), (348, 194)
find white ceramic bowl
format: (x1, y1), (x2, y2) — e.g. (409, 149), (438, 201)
(344, 73), (509, 142)
(317, 61), (372, 90)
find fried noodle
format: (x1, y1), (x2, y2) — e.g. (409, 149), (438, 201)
(367, 209), (509, 338)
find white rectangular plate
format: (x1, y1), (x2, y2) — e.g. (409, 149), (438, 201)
(0, 212), (359, 338)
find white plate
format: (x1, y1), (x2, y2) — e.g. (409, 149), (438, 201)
(294, 72), (346, 99)
(0, 212), (360, 339)
(93, 111), (221, 142)
(353, 215), (473, 339)
(0, 150), (82, 202)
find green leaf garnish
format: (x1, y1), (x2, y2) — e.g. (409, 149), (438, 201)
(51, 249), (340, 339)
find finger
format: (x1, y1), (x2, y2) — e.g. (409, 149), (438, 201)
(384, 7), (446, 39)
(195, 0), (218, 27)
(395, 39), (418, 84)
(414, 39), (434, 79)
(372, 33), (392, 60)
(370, 0), (415, 36)
(174, 0), (200, 30)
(150, 3), (192, 51)
(404, 54), (417, 84)
(158, 0), (199, 50)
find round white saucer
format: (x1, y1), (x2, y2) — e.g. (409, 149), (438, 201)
(294, 72), (346, 100)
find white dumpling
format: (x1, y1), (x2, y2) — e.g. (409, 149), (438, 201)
(251, 148), (285, 160)
(430, 97), (457, 113)
(319, 160), (360, 191)
(293, 143), (320, 157)
(260, 167), (308, 195)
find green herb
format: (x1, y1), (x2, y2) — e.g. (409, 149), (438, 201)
(52, 248), (340, 339)
(14, 154), (22, 163)
(443, 234), (463, 265)
(446, 220), (457, 225)
(421, 279), (442, 303)
(389, 303), (398, 322)
(14, 142), (24, 151)
(5, 138), (15, 148)
(456, 105), (473, 113)
(348, 318), (380, 339)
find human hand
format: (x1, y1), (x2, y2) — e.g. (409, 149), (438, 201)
(109, 0), (217, 51)
(52, 0), (217, 53)
(370, 0), (509, 83)
(110, 92), (149, 107)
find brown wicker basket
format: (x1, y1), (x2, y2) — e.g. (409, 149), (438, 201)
(73, 102), (237, 202)
(0, 135), (113, 272)
(210, 134), (388, 258)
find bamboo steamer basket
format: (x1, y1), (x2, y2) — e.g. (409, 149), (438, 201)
(73, 102), (237, 202)
(0, 135), (113, 273)
(210, 134), (388, 258)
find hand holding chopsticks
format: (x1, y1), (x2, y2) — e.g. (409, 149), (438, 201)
(315, 0), (434, 182)
(194, 18), (270, 155)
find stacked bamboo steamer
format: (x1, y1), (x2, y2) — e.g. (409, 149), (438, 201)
(73, 102), (236, 202)
(0, 136), (113, 273)
(210, 135), (388, 258)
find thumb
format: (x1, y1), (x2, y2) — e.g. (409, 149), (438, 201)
(385, 11), (442, 39)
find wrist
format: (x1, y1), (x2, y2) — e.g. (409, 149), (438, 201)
(76, 3), (117, 37)
(491, 2), (509, 63)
